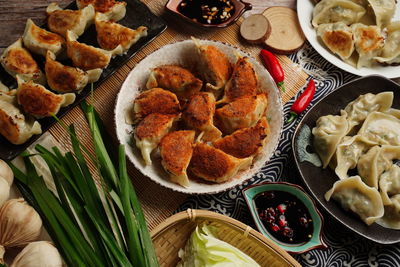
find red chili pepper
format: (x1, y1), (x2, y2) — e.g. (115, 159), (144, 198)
(287, 79), (316, 123)
(260, 49), (286, 92)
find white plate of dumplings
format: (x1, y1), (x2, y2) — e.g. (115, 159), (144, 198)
(114, 39), (283, 194)
(297, 0), (400, 78)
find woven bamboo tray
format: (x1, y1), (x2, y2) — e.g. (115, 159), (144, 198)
(151, 209), (301, 267)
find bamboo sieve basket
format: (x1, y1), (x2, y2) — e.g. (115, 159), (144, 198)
(151, 209), (301, 267)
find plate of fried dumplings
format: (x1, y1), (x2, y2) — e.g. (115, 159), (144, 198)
(115, 39), (284, 194)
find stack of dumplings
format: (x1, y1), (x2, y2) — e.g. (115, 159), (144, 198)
(0, 0), (147, 145)
(312, 91), (400, 229)
(129, 39), (270, 188)
(312, 0), (399, 68)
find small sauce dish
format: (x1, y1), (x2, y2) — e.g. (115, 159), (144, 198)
(242, 182), (327, 254)
(165, 0), (252, 28)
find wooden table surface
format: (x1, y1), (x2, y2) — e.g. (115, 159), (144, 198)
(0, 0), (295, 52)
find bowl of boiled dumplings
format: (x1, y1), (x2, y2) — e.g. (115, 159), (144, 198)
(293, 75), (400, 244)
(114, 39), (284, 194)
(297, 0), (400, 78)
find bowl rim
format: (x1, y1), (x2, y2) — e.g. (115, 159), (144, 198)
(242, 181), (327, 254)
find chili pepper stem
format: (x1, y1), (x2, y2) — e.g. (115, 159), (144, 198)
(277, 82), (286, 92)
(287, 112), (297, 123)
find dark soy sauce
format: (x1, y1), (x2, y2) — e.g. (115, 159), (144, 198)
(177, 0), (235, 25)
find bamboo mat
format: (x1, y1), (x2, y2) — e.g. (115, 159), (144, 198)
(47, 0), (308, 230)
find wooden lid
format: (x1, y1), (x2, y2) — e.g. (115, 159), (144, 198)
(240, 14), (271, 44)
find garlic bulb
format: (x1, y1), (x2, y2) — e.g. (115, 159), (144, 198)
(0, 198), (42, 263)
(11, 241), (63, 267)
(0, 159), (13, 186)
(0, 177), (10, 208)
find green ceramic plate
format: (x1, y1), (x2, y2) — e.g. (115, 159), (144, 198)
(242, 182), (326, 254)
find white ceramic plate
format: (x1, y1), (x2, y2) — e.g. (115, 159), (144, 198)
(297, 0), (400, 78)
(114, 39), (283, 194)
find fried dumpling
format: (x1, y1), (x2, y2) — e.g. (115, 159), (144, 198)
(22, 19), (65, 57)
(352, 24), (384, 68)
(0, 39), (45, 84)
(16, 76), (76, 118)
(193, 38), (231, 91)
(216, 94), (267, 134)
(146, 65), (203, 102)
(133, 88), (180, 123)
(189, 143), (253, 183)
(76, 0), (127, 21)
(213, 117), (269, 159)
(134, 113), (179, 165)
(218, 56), (258, 104)
(375, 22), (400, 65)
(366, 0), (396, 28)
(317, 22), (355, 60)
(312, 0), (366, 28)
(45, 51), (102, 93)
(159, 130), (195, 187)
(47, 3), (95, 38)
(66, 30), (122, 70)
(95, 12), (147, 53)
(0, 93), (42, 145)
(182, 92), (222, 142)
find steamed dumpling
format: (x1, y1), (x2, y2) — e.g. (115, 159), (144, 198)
(215, 94), (268, 134)
(325, 175), (384, 225)
(66, 30), (122, 70)
(365, 0), (396, 28)
(189, 143), (253, 183)
(76, 0), (127, 21)
(352, 23), (384, 68)
(134, 113), (179, 165)
(379, 165), (400, 205)
(317, 22), (355, 60)
(0, 39), (45, 84)
(159, 130), (195, 187)
(46, 3), (95, 38)
(377, 194), (400, 229)
(16, 76), (76, 118)
(358, 112), (400, 146)
(0, 92), (42, 145)
(357, 146), (391, 188)
(312, 0), (366, 28)
(375, 22), (400, 65)
(95, 12), (147, 53)
(45, 51), (102, 93)
(146, 65), (203, 102)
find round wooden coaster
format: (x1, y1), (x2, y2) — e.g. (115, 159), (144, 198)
(262, 7), (305, 54)
(240, 14), (271, 44)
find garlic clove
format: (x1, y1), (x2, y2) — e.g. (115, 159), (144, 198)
(0, 159), (13, 186)
(0, 177), (10, 208)
(11, 241), (63, 267)
(0, 198), (42, 249)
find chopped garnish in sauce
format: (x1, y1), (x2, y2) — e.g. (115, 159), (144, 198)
(178, 0), (235, 25)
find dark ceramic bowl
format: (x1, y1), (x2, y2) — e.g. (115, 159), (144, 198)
(292, 75), (400, 244)
(165, 0), (252, 28)
(242, 182), (326, 254)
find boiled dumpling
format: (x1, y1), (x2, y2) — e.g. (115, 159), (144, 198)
(325, 175), (384, 225)
(0, 39), (45, 84)
(159, 130), (195, 187)
(375, 22), (400, 65)
(66, 30), (122, 70)
(45, 51), (102, 93)
(193, 38), (231, 91)
(76, 0), (127, 21)
(357, 146), (391, 188)
(133, 88), (180, 123)
(377, 194), (400, 229)
(146, 65), (203, 102)
(182, 92), (222, 142)
(312, 0), (366, 28)
(189, 143), (253, 183)
(16, 76), (75, 118)
(0, 93), (42, 145)
(379, 165), (400, 205)
(218, 56), (258, 104)
(215, 94), (268, 134)
(317, 22), (355, 60)
(22, 19), (65, 57)
(344, 92), (393, 134)
(312, 112), (348, 168)
(365, 0), (396, 28)
(358, 112), (400, 145)
(134, 113), (179, 165)
(352, 23), (384, 68)
(213, 117), (269, 159)
(46, 3), (95, 38)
